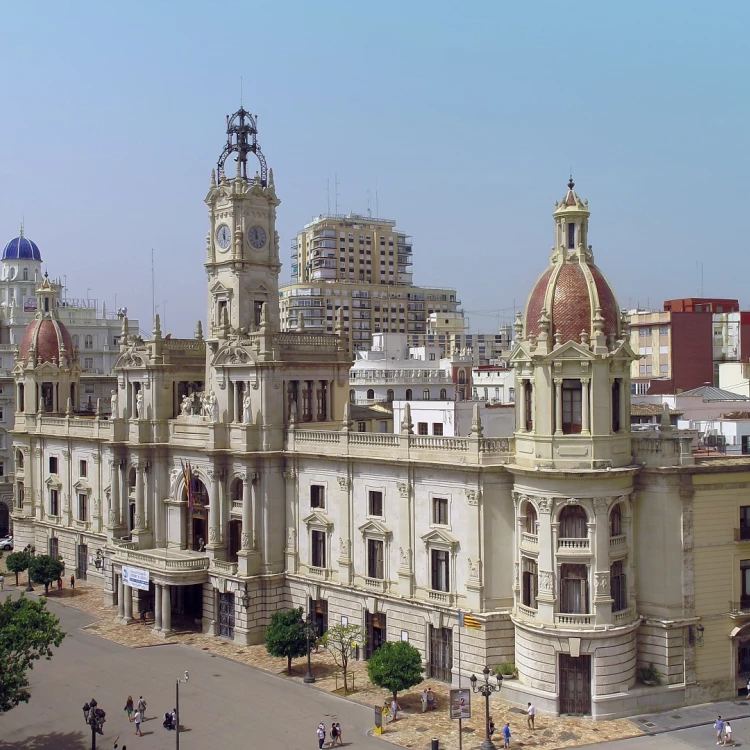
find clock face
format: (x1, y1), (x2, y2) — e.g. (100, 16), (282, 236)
(248, 225), (267, 250)
(216, 225), (231, 250)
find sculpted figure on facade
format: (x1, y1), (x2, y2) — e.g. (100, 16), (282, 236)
(242, 394), (252, 424)
(181, 394), (192, 416)
(209, 391), (219, 423)
(536, 496), (553, 514)
(595, 571), (610, 596)
(110, 389), (118, 416)
(538, 569), (554, 593)
(136, 391), (144, 420)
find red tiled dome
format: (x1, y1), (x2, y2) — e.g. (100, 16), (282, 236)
(525, 260), (619, 344)
(19, 318), (74, 365)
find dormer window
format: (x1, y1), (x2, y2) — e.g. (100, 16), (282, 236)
(22, 268), (28, 280)
(562, 380), (582, 434)
(567, 222), (575, 249)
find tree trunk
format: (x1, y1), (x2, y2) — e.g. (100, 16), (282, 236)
(44, 583), (49, 595)
(14, 572), (18, 586)
(393, 691), (398, 702)
(287, 655), (292, 675)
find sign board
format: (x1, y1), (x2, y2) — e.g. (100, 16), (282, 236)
(450, 689), (472, 720)
(122, 565), (149, 591)
(23, 296), (37, 312)
(374, 705), (383, 731)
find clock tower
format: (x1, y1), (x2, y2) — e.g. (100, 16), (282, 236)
(204, 107), (281, 342)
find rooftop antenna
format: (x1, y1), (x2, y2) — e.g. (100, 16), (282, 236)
(375, 185), (379, 218)
(240, 76), (243, 107)
(327, 178), (330, 214)
(151, 249), (155, 323)
(367, 189), (371, 217)
(334, 173), (339, 215)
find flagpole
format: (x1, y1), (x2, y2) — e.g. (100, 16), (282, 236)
(458, 610), (463, 750)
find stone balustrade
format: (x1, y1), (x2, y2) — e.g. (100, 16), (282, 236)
(557, 538), (591, 552)
(609, 534), (626, 548)
(211, 559), (238, 575)
(116, 548), (209, 571)
(554, 612), (593, 627)
(517, 603), (538, 619)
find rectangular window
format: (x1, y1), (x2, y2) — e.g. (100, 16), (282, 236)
(0, 462), (4, 477)
(48, 537), (58, 559)
(368, 490), (383, 517)
(431, 549), (450, 592)
(639, 328), (649, 337)
(562, 380), (583, 434)
(310, 484), (325, 509)
(367, 539), (384, 579)
(433, 497), (448, 525)
(567, 222), (575, 249)
(379, 421), (388, 433)
(311, 530), (326, 568)
(49, 489), (59, 516)
(418, 422), (429, 435)
(79, 460), (87, 478)
(610, 560), (627, 612)
(78, 493), (87, 522)
(522, 558), (538, 608)
(741, 506), (750, 541)
(560, 564), (588, 613)
(357, 421), (367, 432)
(433, 423), (444, 436)
(659, 326), (669, 335)
(84, 358), (94, 370)
(49, 456), (58, 474)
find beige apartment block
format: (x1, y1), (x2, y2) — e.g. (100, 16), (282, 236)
(281, 213), (459, 352)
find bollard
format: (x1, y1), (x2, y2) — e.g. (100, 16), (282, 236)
(431, 738), (439, 750)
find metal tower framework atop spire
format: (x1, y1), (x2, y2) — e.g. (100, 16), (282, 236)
(216, 107), (268, 186)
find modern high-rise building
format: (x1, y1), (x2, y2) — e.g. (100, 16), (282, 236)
(280, 213), (460, 351)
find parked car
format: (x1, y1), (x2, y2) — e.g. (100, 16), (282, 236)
(0, 535), (13, 551)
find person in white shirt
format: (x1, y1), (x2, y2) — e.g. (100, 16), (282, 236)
(723, 721), (733, 745)
(527, 702), (536, 730)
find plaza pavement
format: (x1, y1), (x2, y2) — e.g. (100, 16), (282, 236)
(0, 589), (384, 750)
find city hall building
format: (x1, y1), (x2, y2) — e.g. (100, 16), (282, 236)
(10, 111), (750, 719)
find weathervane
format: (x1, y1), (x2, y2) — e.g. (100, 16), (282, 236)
(216, 107), (268, 186)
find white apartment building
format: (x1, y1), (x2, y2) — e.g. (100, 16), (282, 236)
(348, 333), (472, 404)
(471, 365), (515, 404)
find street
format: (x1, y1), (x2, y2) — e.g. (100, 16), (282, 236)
(0, 590), (384, 750)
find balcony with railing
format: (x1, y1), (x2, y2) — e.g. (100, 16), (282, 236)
(554, 612), (594, 627)
(516, 603), (538, 620)
(735, 525), (750, 542)
(729, 600), (750, 619)
(557, 538), (591, 553)
(520, 532), (538, 552)
(609, 534), (627, 549)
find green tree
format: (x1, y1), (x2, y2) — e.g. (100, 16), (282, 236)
(318, 623), (364, 693)
(5, 552), (28, 587)
(0, 595), (66, 712)
(264, 607), (307, 675)
(366, 641), (424, 701)
(29, 555), (65, 595)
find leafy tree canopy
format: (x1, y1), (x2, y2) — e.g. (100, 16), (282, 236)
(5, 552), (29, 586)
(366, 640), (424, 700)
(0, 595), (66, 712)
(264, 607), (307, 674)
(318, 623), (364, 693)
(29, 555), (65, 594)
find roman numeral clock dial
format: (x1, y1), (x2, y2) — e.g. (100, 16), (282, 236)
(248, 225), (266, 250)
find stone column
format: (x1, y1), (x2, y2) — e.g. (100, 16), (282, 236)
(109, 459), (120, 529)
(153, 584), (163, 633)
(326, 380), (333, 421)
(241, 474), (253, 550)
(161, 585), (172, 636)
(519, 379), (527, 431)
(593, 498), (613, 624)
(117, 575), (125, 620)
(554, 379), (563, 435)
(581, 378), (590, 434)
(208, 469), (221, 549)
(620, 379), (629, 434)
(535, 497), (555, 622)
(134, 463), (145, 530)
(123, 582), (133, 623)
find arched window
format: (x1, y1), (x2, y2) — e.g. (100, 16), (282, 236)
(458, 370), (466, 384)
(16, 450), (24, 469)
(525, 503), (537, 534)
(610, 560), (627, 612)
(367, 388), (375, 400)
(423, 389), (430, 400)
(440, 388), (447, 400)
(84, 334), (93, 350)
(609, 504), (622, 537)
(559, 505), (587, 538)
(405, 389), (412, 400)
(231, 478), (243, 505)
(349, 389), (355, 404)
(386, 389), (394, 402)
(22, 268), (28, 280)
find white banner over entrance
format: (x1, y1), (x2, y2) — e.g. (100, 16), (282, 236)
(122, 565), (149, 591)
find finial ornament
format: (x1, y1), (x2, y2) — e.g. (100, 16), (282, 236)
(568, 175), (574, 190)
(19, 222), (24, 238)
(216, 107), (268, 186)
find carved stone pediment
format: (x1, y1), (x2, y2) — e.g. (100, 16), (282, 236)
(212, 339), (257, 366)
(358, 519), (392, 540)
(548, 340), (596, 361)
(44, 475), (62, 489)
(421, 527), (458, 550)
(73, 479), (92, 493)
(302, 510), (333, 530)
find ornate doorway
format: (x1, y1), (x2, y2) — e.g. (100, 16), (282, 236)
(0, 502), (8, 536)
(185, 477), (209, 551)
(429, 626), (453, 682)
(365, 611), (386, 659)
(219, 592), (235, 639)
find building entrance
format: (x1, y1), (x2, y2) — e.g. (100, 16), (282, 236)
(77, 543), (88, 581)
(0, 502), (9, 537)
(365, 611), (386, 659)
(219, 592), (235, 639)
(429, 626), (453, 682)
(559, 654), (591, 715)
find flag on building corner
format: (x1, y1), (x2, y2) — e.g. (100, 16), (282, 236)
(462, 613), (482, 630)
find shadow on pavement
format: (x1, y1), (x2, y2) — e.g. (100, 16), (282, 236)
(0, 730), (88, 749)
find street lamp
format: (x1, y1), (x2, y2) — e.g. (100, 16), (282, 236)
(175, 670), (189, 750)
(24, 545), (34, 592)
(303, 611), (317, 684)
(82, 698), (106, 750)
(470, 666), (503, 750)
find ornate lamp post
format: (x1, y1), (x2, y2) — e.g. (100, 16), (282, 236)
(82, 698), (106, 750)
(175, 670), (189, 750)
(303, 611), (317, 684)
(470, 666), (503, 750)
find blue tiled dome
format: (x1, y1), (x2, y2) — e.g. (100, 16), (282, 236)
(2, 234), (42, 262)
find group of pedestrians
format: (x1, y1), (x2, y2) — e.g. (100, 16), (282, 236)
(123, 695), (148, 737)
(316, 721), (343, 748)
(419, 687), (437, 712)
(714, 716), (734, 746)
(487, 702), (535, 748)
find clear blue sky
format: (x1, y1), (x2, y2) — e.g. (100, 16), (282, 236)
(0, 1), (747, 336)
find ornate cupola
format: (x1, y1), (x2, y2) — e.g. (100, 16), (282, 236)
(510, 180), (636, 469)
(14, 273), (80, 415)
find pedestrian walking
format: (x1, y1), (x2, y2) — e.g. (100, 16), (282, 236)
(171, 709), (177, 731)
(714, 716), (725, 745)
(527, 701), (536, 729)
(137, 696), (147, 721)
(0, 573), (4, 591)
(335, 722), (343, 746)
(426, 687), (436, 710)
(489, 717), (496, 736)
(124, 695), (134, 722)
(503, 722), (511, 748)
(330, 723), (338, 746)
(746, 677), (750, 696)
(421, 688), (428, 713)
(57, 576), (63, 590)
(390, 697), (401, 722)
(724, 721), (733, 745)
(70, 574), (75, 591)
(134, 710), (142, 737)
(317, 722), (326, 750)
